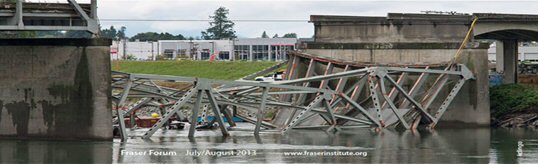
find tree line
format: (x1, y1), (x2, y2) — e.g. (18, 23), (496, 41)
(261, 31), (297, 38)
(101, 7), (298, 42)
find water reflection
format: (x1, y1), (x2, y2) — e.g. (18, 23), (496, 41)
(112, 128), (494, 163)
(0, 128), (537, 163)
(0, 140), (112, 163)
(490, 128), (538, 164)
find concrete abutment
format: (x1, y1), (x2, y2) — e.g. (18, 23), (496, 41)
(0, 39), (112, 140)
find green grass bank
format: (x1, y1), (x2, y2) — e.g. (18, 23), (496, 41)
(113, 60), (279, 80)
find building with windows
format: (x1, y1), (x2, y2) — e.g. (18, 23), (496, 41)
(152, 38), (297, 61)
(233, 38), (297, 61)
(157, 40), (234, 60)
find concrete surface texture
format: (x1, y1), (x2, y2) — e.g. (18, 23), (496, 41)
(311, 13), (472, 43)
(0, 39), (112, 140)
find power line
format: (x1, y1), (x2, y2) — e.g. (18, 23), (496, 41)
(100, 19), (309, 22)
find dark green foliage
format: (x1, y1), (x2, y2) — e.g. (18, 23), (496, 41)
(118, 26), (127, 40)
(261, 31), (269, 38)
(100, 26), (117, 39)
(201, 7), (236, 40)
(99, 26), (126, 40)
(129, 32), (185, 41)
(282, 33), (297, 38)
(490, 84), (538, 118)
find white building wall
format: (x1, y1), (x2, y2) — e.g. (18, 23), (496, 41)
(488, 45), (538, 62)
(158, 40), (234, 60)
(112, 38), (299, 61)
(111, 40), (158, 60)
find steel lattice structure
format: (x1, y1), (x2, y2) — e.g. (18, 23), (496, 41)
(0, 0), (98, 34)
(112, 52), (474, 142)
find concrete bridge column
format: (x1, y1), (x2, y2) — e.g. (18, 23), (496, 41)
(0, 39), (112, 140)
(496, 40), (518, 84)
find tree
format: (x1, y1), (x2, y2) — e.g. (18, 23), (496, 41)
(261, 31), (269, 38)
(272, 34), (279, 38)
(129, 32), (157, 41)
(130, 32), (185, 41)
(282, 33), (297, 38)
(201, 7), (236, 40)
(118, 26), (127, 40)
(100, 26), (117, 39)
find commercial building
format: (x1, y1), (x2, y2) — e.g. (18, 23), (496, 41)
(233, 38), (296, 61)
(488, 42), (538, 62)
(111, 40), (158, 60)
(111, 38), (298, 61)
(158, 40), (234, 60)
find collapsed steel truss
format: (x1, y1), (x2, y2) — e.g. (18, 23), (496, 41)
(112, 53), (474, 142)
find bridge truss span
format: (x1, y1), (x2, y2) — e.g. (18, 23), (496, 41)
(112, 52), (474, 141)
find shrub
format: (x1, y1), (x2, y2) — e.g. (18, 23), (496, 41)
(490, 84), (538, 118)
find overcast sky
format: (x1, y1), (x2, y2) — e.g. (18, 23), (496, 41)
(46, 0), (538, 38)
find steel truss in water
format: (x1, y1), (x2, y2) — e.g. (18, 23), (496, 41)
(112, 53), (474, 142)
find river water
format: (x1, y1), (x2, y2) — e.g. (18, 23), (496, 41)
(0, 126), (537, 163)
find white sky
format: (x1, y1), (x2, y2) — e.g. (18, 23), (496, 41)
(32, 0), (538, 38)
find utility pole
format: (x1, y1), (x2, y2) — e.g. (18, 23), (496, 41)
(123, 38), (127, 60)
(150, 41), (154, 61)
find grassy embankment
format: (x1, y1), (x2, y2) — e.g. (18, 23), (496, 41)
(113, 60), (279, 80)
(490, 84), (538, 118)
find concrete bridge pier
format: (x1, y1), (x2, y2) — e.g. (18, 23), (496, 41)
(495, 40), (519, 84)
(0, 39), (112, 140)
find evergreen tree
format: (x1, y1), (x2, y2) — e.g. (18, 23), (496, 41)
(100, 26), (117, 39)
(201, 7), (236, 40)
(282, 33), (297, 38)
(117, 26), (127, 40)
(261, 31), (269, 38)
(272, 34), (279, 38)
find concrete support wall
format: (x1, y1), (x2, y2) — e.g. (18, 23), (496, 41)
(305, 49), (459, 65)
(312, 14), (471, 43)
(441, 50), (490, 126)
(495, 40), (505, 72)
(500, 40), (518, 84)
(0, 39), (112, 140)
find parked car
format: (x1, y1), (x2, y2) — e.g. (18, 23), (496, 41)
(255, 71), (285, 81)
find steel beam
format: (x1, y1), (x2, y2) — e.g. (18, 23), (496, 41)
(255, 87), (270, 135)
(188, 89), (203, 137)
(143, 86), (197, 139)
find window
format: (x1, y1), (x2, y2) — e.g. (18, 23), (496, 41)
(178, 49), (187, 58)
(200, 49), (211, 60)
(283, 45), (295, 60)
(234, 45), (250, 60)
(219, 51), (230, 60)
(271, 46), (278, 61)
(163, 49), (174, 59)
(269, 45), (294, 61)
(252, 45), (268, 61)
